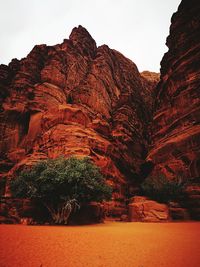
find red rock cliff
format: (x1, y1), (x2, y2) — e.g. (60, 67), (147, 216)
(147, 0), (200, 218)
(0, 26), (157, 212)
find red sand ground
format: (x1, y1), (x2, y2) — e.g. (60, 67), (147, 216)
(0, 222), (200, 267)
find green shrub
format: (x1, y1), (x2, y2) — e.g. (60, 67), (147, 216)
(141, 174), (186, 203)
(10, 157), (112, 224)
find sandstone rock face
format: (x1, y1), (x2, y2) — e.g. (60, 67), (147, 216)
(140, 71), (160, 112)
(128, 196), (169, 222)
(147, 0), (200, 219)
(148, 1), (200, 182)
(0, 26), (157, 213)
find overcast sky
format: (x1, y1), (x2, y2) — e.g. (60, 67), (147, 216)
(0, 0), (181, 72)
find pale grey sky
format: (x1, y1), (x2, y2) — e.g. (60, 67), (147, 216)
(0, 0), (181, 72)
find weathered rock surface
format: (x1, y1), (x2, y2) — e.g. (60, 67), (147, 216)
(0, 26), (157, 214)
(148, 0), (200, 179)
(147, 0), (200, 219)
(2, 0), (199, 222)
(128, 196), (169, 222)
(140, 71), (160, 112)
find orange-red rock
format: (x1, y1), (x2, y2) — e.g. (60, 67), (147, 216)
(140, 71), (160, 112)
(1, 1), (200, 222)
(147, 0), (200, 219)
(148, 1), (200, 180)
(0, 26), (157, 214)
(128, 196), (169, 222)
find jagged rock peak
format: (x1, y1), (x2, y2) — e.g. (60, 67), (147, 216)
(69, 25), (94, 41)
(69, 25), (97, 58)
(0, 23), (158, 216)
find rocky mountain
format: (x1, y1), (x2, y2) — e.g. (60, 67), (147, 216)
(147, 0), (200, 218)
(0, 26), (157, 215)
(1, 0), (200, 222)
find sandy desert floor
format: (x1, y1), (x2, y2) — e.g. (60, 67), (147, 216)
(0, 222), (200, 267)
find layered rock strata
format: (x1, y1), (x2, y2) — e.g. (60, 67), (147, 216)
(147, 0), (200, 218)
(0, 26), (157, 213)
(128, 196), (169, 222)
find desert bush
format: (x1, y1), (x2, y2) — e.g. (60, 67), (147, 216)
(141, 174), (186, 203)
(10, 157), (112, 224)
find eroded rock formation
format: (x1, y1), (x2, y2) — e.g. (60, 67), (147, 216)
(140, 71), (160, 112)
(147, 0), (200, 218)
(128, 196), (169, 222)
(0, 26), (157, 215)
(2, 0), (199, 223)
